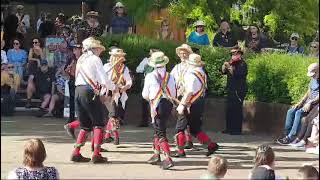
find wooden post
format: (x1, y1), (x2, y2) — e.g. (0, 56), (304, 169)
(81, 1), (86, 19)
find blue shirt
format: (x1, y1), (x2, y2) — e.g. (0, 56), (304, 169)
(287, 45), (304, 55)
(7, 49), (27, 65)
(307, 78), (319, 103)
(188, 31), (210, 45)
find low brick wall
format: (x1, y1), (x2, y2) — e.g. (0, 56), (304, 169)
(124, 95), (290, 135)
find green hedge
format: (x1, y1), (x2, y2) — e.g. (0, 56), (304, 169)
(99, 35), (317, 104)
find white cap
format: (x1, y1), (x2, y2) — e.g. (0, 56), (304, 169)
(307, 63), (319, 77)
(290, 33), (300, 39)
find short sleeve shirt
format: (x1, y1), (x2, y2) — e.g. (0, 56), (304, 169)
(110, 16), (133, 34)
(306, 78), (319, 103)
(213, 31), (237, 47)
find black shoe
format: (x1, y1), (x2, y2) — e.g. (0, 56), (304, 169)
(276, 136), (293, 145)
(36, 108), (47, 117)
(64, 124), (76, 139)
(91, 147), (108, 152)
(137, 123), (148, 127)
(147, 154), (161, 165)
(104, 137), (114, 143)
(184, 141), (193, 149)
(206, 143), (219, 157)
(71, 154), (91, 162)
(114, 138), (120, 145)
(92, 154), (108, 164)
(221, 130), (230, 134)
(162, 158), (174, 170)
(25, 100), (32, 109)
(172, 152), (186, 158)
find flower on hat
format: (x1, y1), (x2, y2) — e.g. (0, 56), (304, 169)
(187, 53), (205, 67)
(82, 37), (105, 51)
(148, 51), (169, 68)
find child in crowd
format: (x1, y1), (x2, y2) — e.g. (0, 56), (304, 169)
(200, 155), (228, 179)
(7, 138), (59, 179)
(298, 165), (319, 180)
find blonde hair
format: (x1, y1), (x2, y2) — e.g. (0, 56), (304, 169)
(23, 138), (47, 168)
(208, 155), (228, 178)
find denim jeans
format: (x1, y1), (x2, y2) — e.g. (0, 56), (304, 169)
(13, 64), (24, 79)
(284, 108), (305, 138)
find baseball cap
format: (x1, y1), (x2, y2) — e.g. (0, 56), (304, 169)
(290, 33), (300, 39)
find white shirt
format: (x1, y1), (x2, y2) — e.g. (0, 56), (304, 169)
(171, 62), (189, 96)
(16, 13), (30, 32)
(184, 67), (206, 95)
(75, 51), (115, 95)
(136, 57), (149, 73)
(1, 50), (8, 64)
(36, 18), (43, 33)
(103, 63), (132, 88)
(142, 67), (176, 101)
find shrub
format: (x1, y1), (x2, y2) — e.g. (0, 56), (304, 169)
(99, 35), (317, 104)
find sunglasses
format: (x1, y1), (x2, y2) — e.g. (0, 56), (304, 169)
(14, 42), (20, 45)
(291, 37), (298, 41)
(33, 41), (39, 44)
(311, 46), (318, 48)
(8, 66), (14, 69)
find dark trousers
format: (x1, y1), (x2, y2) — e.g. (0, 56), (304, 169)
(106, 98), (126, 122)
(297, 105), (319, 140)
(1, 87), (16, 116)
(75, 85), (105, 131)
(140, 98), (150, 125)
(67, 79), (76, 124)
(175, 98), (205, 136)
(226, 91), (245, 135)
(153, 98), (173, 139)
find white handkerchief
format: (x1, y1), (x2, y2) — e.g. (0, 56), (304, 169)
(114, 92), (121, 106)
(120, 92), (128, 109)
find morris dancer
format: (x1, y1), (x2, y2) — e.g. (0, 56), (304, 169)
(174, 53), (219, 158)
(70, 37), (114, 163)
(104, 48), (132, 145)
(143, 51), (176, 170)
(171, 44), (194, 150)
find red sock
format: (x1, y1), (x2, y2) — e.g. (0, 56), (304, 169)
(93, 128), (103, 156)
(185, 128), (193, 142)
(104, 120), (113, 139)
(176, 132), (185, 154)
(159, 138), (171, 155)
(113, 130), (119, 139)
(196, 131), (211, 145)
(73, 129), (88, 155)
(69, 120), (80, 129)
(153, 137), (160, 153)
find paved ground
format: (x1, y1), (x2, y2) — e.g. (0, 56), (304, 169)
(1, 115), (319, 179)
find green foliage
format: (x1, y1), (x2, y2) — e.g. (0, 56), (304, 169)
(99, 34), (317, 104)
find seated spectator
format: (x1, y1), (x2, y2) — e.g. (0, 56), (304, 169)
(7, 138), (59, 179)
(305, 113), (319, 155)
(26, 60), (55, 113)
(156, 19), (174, 41)
(286, 33), (304, 55)
(1, 64), (20, 116)
(83, 11), (104, 38)
(188, 20), (210, 46)
(308, 41), (319, 58)
(53, 40), (72, 72)
(298, 165), (319, 180)
(7, 38), (27, 79)
(200, 155), (228, 180)
(245, 25), (268, 53)
(277, 63), (319, 145)
(290, 105), (319, 149)
(249, 144), (276, 180)
(1, 40), (8, 64)
(213, 20), (237, 48)
(55, 13), (67, 35)
(39, 13), (56, 38)
(42, 68), (67, 117)
(109, 2), (133, 35)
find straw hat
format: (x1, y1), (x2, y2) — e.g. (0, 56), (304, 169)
(176, 44), (193, 55)
(230, 45), (244, 54)
(194, 20), (205, 27)
(109, 48), (126, 56)
(113, 2), (125, 9)
(82, 37), (106, 51)
(187, 53), (205, 67)
(86, 11), (99, 18)
(148, 51), (169, 68)
(307, 63), (319, 77)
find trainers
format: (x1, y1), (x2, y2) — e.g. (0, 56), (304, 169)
(162, 158), (174, 170)
(172, 152), (186, 158)
(147, 154), (161, 165)
(291, 140), (306, 147)
(114, 138), (120, 145)
(92, 154), (108, 164)
(184, 141), (193, 149)
(71, 154), (91, 162)
(207, 143), (219, 157)
(104, 137), (114, 143)
(43, 112), (54, 117)
(276, 136), (293, 145)
(64, 124), (76, 139)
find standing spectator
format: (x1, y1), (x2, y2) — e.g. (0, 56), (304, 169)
(3, 6), (18, 51)
(55, 13), (67, 36)
(213, 20), (237, 48)
(298, 165), (319, 180)
(188, 20), (210, 46)
(36, 12), (46, 34)
(109, 2), (134, 34)
(1, 64), (20, 116)
(7, 138), (59, 179)
(286, 33), (304, 55)
(7, 38), (27, 78)
(308, 41), (319, 58)
(1, 40), (7, 64)
(83, 11), (104, 38)
(39, 13), (56, 38)
(156, 19), (174, 41)
(276, 63), (319, 145)
(200, 155), (228, 180)
(245, 25), (268, 53)
(26, 38), (44, 108)
(221, 46), (248, 135)
(15, 5), (30, 40)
